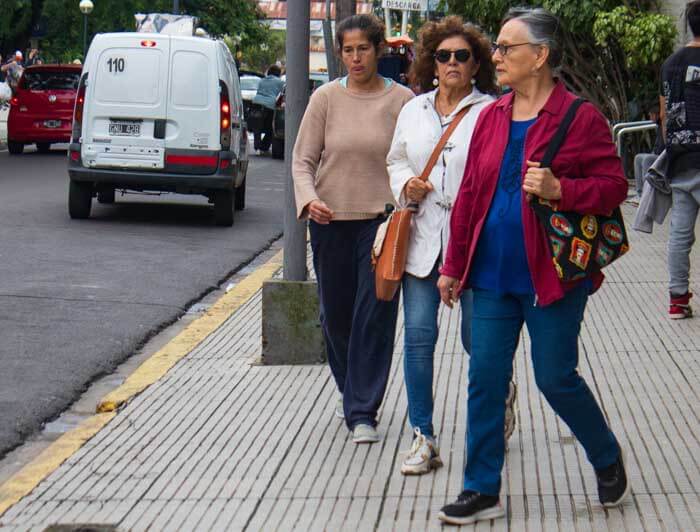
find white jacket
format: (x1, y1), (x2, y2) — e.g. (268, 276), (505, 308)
(387, 88), (494, 278)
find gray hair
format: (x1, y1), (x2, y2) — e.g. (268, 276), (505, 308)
(502, 7), (563, 69)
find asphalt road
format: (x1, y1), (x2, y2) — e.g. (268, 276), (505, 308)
(0, 145), (285, 458)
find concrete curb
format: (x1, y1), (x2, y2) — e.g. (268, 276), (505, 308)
(0, 249), (284, 519)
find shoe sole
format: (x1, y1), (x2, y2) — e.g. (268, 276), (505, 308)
(401, 457), (443, 475)
(601, 448), (632, 508)
(669, 313), (691, 319)
(353, 436), (380, 444)
(437, 505), (505, 525)
(334, 409), (344, 419)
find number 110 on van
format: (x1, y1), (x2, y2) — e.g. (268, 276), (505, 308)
(107, 57), (125, 73)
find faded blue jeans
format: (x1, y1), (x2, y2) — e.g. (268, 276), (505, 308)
(464, 285), (620, 495)
(402, 263), (473, 439)
(669, 168), (700, 296)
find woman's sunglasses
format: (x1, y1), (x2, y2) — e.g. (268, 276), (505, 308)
(434, 49), (471, 64)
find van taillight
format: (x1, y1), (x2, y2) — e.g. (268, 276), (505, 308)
(10, 96), (19, 106)
(71, 73), (88, 143)
(219, 80), (231, 150)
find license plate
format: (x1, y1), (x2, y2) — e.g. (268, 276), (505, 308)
(109, 121), (141, 137)
(43, 120), (61, 128)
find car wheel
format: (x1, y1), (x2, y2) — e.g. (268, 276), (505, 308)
(234, 178), (246, 211)
(8, 141), (24, 155)
(271, 138), (284, 159)
(36, 142), (51, 153)
(213, 190), (235, 226)
(69, 180), (93, 219)
(97, 188), (116, 204)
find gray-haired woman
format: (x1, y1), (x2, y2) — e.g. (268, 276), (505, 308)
(437, 7), (629, 525)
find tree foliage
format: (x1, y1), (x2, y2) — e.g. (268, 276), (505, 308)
(1, 0), (268, 64)
(444, 0), (677, 121)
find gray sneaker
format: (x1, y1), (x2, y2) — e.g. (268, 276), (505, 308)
(352, 424), (380, 443)
(401, 428), (442, 475)
(335, 396), (344, 419)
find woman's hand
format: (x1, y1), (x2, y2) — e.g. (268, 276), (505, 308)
(523, 161), (562, 200)
(307, 199), (334, 224)
(405, 177), (434, 203)
(437, 274), (461, 308)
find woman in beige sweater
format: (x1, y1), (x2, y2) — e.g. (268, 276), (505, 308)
(293, 14), (414, 444)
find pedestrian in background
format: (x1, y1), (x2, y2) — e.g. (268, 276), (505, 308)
(26, 48), (43, 66)
(658, 0), (700, 319)
(293, 14), (413, 444)
(1, 51), (24, 93)
(387, 16), (508, 476)
(252, 64), (284, 155)
(437, 7), (630, 525)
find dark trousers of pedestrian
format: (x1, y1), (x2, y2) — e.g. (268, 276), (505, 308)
(309, 218), (399, 430)
(253, 108), (273, 152)
(464, 284), (620, 495)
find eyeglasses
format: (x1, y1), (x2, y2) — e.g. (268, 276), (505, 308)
(434, 49), (471, 64)
(491, 42), (536, 56)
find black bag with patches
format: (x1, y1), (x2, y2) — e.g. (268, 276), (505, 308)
(530, 98), (630, 281)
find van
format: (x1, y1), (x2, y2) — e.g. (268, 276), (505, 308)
(67, 32), (249, 226)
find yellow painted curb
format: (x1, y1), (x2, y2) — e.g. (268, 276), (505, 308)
(0, 248), (283, 521)
(0, 412), (116, 518)
(97, 249), (283, 412)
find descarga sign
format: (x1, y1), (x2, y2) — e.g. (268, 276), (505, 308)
(381, 0), (428, 11)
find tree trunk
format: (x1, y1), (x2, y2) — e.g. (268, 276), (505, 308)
(335, 0), (357, 24)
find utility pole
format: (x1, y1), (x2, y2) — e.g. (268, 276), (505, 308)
(323, 0), (338, 80)
(335, 0), (356, 24)
(173, 0), (179, 14)
(283, 0), (310, 281)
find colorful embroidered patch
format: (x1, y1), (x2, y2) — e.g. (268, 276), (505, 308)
(580, 215), (598, 239)
(602, 220), (624, 246)
(595, 243), (614, 267)
(569, 237), (592, 270)
(549, 213), (574, 237)
(553, 258), (564, 279)
(538, 198), (558, 211)
(620, 243), (630, 256)
(571, 271), (587, 281)
(549, 235), (565, 258)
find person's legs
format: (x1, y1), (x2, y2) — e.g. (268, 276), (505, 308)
(402, 265), (441, 438)
(309, 221), (357, 394)
(459, 288), (473, 355)
(634, 153), (657, 198)
(668, 170), (700, 300)
(524, 285), (620, 470)
(260, 108), (274, 152)
(463, 289), (522, 496)
(344, 218), (400, 430)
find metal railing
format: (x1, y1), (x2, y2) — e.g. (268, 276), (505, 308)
(614, 121), (658, 158)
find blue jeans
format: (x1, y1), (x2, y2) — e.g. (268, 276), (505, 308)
(402, 264), (472, 439)
(464, 285), (620, 495)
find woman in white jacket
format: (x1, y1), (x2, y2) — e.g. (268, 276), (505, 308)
(387, 17), (510, 475)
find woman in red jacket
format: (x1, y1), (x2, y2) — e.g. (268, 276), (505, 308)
(436, 8), (630, 525)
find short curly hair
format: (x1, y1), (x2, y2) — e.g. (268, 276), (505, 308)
(409, 16), (498, 95)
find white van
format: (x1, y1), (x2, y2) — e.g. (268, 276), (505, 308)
(67, 32), (249, 226)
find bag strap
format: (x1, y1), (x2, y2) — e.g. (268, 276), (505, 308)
(418, 104), (473, 181)
(540, 98), (585, 168)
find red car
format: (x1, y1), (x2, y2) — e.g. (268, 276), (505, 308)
(7, 64), (82, 154)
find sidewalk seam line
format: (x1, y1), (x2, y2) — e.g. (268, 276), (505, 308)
(0, 249), (283, 521)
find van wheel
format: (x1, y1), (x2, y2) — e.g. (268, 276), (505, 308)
(234, 178), (246, 211)
(69, 180), (93, 219)
(97, 188), (116, 204)
(36, 142), (51, 153)
(214, 190), (235, 226)
(271, 138), (284, 159)
(8, 141), (23, 155)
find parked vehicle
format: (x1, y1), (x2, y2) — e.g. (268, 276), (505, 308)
(7, 64), (82, 154)
(68, 32), (249, 226)
(240, 74), (261, 122)
(270, 72), (328, 159)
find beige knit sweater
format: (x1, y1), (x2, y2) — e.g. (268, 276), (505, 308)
(292, 79), (414, 220)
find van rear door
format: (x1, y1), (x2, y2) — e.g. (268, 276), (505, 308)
(164, 37), (220, 175)
(82, 34), (170, 170)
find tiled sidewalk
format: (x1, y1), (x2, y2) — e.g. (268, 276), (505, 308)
(0, 203), (698, 531)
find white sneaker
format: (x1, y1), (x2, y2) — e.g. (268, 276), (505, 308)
(401, 428), (442, 475)
(352, 424), (380, 443)
(335, 396), (344, 419)
(504, 381), (517, 442)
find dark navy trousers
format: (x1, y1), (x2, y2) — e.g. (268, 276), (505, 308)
(309, 218), (399, 430)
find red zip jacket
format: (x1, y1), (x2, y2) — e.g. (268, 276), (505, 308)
(440, 81), (628, 307)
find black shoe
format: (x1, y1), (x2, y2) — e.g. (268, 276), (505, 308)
(438, 490), (504, 525)
(596, 448), (631, 507)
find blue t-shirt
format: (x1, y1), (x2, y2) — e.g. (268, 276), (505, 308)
(470, 118), (536, 294)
